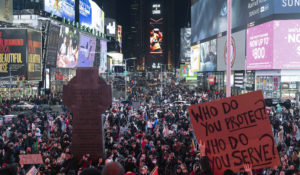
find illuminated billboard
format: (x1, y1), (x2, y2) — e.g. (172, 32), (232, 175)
(0, 29), (27, 78)
(27, 30), (42, 81)
(150, 27), (163, 54)
(79, 0), (105, 33)
(191, 44), (200, 72)
(77, 33), (96, 67)
(199, 39), (217, 72)
(44, 0), (75, 21)
(105, 18), (116, 37)
(99, 40), (107, 73)
(117, 25), (122, 53)
(56, 26), (79, 68)
(0, 0), (13, 23)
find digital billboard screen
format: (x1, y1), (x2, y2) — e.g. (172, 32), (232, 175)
(117, 25), (122, 53)
(46, 23), (60, 67)
(191, 44), (200, 72)
(200, 39), (217, 72)
(79, 0), (105, 33)
(56, 26), (79, 68)
(105, 18), (116, 37)
(99, 40), (107, 73)
(0, 0), (13, 23)
(191, 0), (248, 43)
(0, 29), (27, 78)
(273, 20), (300, 69)
(77, 33), (96, 67)
(180, 28), (191, 63)
(246, 21), (274, 70)
(150, 27), (163, 54)
(27, 30), (42, 81)
(44, 0), (75, 21)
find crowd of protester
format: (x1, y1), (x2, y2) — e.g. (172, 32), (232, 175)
(0, 78), (298, 175)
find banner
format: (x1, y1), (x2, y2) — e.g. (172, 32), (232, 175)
(44, 0), (75, 21)
(180, 28), (191, 63)
(19, 154), (43, 165)
(46, 23), (60, 67)
(0, 0), (13, 23)
(217, 30), (246, 71)
(246, 21), (274, 70)
(188, 91), (280, 174)
(0, 29), (27, 78)
(77, 33), (96, 67)
(56, 26), (79, 68)
(273, 20), (300, 69)
(27, 30), (42, 81)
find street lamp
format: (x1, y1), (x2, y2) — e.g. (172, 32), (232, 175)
(124, 57), (136, 100)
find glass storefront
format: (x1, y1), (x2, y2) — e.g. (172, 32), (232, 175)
(256, 76), (281, 99)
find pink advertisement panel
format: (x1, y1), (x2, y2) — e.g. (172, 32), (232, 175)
(246, 21), (274, 70)
(273, 20), (300, 69)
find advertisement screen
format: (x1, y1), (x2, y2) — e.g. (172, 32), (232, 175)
(180, 64), (189, 77)
(79, 0), (104, 33)
(27, 30), (42, 81)
(105, 18), (117, 37)
(180, 28), (191, 63)
(273, 20), (300, 69)
(247, 0), (273, 22)
(77, 33), (96, 67)
(117, 25), (122, 53)
(46, 23), (60, 67)
(200, 39), (217, 72)
(246, 21), (274, 70)
(191, 0), (248, 43)
(191, 44), (200, 72)
(150, 27), (163, 54)
(45, 68), (50, 89)
(99, 40), (107, 73)
(0, 29), (27, 78)
(44, 0), (75, 21)
(274, 1), (300, 13)
(217, 30), (246, 71)
(0, 0), (13, 23)
(56, 26), (79, 68)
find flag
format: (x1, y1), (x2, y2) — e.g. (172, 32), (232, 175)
(150, 166), (158, 175)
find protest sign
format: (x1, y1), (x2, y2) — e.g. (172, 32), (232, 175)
(188, 91), (280, 174)
(19, 154), (43, 165)
(26, 166), (38, 175)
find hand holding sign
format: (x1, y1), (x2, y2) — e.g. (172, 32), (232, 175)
(243, 164), (253, 175)
(199, 140), (206, 156)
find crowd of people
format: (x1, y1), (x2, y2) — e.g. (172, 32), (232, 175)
(0, 78), (299, 175)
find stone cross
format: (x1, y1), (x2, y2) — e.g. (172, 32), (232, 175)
(63, 68), (111, 160)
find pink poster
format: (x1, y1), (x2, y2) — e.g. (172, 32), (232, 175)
(246, 21), (274, 70)
(273, 20), (300, 69)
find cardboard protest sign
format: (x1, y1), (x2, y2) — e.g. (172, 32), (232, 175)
(188, 91), (280, 174)
(26, 166), (38, 175)
(19, 154), (43, 165)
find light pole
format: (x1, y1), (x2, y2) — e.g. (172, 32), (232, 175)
(124, 57), (136, 100)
